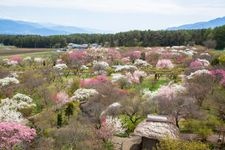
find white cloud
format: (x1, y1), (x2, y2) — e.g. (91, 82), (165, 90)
(1, 0), (225, 16)
(0, 0), (225, 31)
(0, 0), (189, 14)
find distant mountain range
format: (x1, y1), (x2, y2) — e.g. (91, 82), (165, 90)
(0, 19), (102, 35)
(1, 16), (225, 35)
(167, 16), (225, 30)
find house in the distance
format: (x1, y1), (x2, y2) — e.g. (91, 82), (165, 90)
(67, 43), (89, 50)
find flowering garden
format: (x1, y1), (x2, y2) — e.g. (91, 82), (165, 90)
(0, 46), (225, 149)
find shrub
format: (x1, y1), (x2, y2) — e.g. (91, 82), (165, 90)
(57, 113), (63, 128)
(68, 78), (80, 96)
(29, 137), (54, 150)
(211, 57), (220, 66)
(64, 102), (74, 120)
(182, 119), (213, 141)
(53, 121), (101, 150)
(218, 54), (225, 65)
(197, 127), (213, 141)
(106, 67), (114, 76)
(156, 138), (210, 150)
(120, 115), (144, 134)
(103, 141), (114, 150)
(30, 109), (57, 130)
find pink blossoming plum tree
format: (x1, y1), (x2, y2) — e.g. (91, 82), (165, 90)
(80, 75), (108, 88)
(62, 51), (87, 75)
(9, 55), (22, 64)
(189, 59), (210, 70)
(156, 59), (174, 69)
(52, 91), (69, 105)
(0, 122), (36, 149)
(210, 69), (225, 88)
(107, 48), (121, 63)
(127, 51), (141, 63)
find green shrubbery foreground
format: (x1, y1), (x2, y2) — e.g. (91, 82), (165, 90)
(156, 138), (210, 150)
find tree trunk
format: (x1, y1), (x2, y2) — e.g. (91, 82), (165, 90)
(175, 115), (179, 129)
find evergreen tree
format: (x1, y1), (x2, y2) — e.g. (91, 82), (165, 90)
(65, 102), (74, 121)
(57, 113), (63, 128)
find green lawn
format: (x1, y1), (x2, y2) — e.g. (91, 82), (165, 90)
(133, 77), (169, 92)
(0, 46), (57, 59)
(18, 51), (58, 58)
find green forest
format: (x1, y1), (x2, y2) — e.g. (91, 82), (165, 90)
(0, 25), (225, 49)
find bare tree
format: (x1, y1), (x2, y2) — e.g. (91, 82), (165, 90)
(156, 95), (201, 128)
(80, 82), (128, 123)
(120, 96), (150, 125)
(185, 74), (214, 107)
(203, 40), (217, 49)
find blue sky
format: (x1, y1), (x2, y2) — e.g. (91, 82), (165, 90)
(0, 0), (225, 32)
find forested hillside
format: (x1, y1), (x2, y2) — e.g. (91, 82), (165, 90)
(0, 25), (225, 49)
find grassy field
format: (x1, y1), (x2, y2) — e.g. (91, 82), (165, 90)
(0, 46), (56, 58)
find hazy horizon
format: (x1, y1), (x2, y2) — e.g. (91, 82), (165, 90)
(1, 0), (225, 32)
